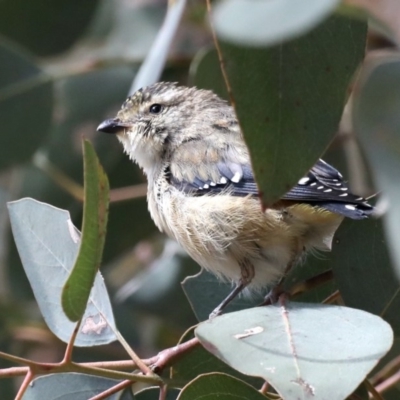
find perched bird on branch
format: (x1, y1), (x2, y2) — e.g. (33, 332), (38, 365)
(98, 82), (373, 316)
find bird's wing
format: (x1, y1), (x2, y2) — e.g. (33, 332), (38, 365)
(168, 137), (258, 196)
(168, 148), (373, 219)
(281, 159), (373, 219)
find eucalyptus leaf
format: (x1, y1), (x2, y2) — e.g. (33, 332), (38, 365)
(62, 140), (109, 322)
(22, 373), (121, 400)
(194, 17), (367, 206)
(8, 198), (116, 346)
(130, 0), (187, 94)
(182, 269), (261, 322)
(177, 373), (267, 400)
(331, 219), (400, 336)
(171, 330), (263, 389)
(195, 303), (393, 400)
(353, 55), (400, 285)
(0, 41), (53, 170)
(0, 0), (99, 55)
(213, 0), (340, 47)
(135, 387), (180, 400)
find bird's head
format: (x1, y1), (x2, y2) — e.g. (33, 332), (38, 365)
(97, 82), (230, 174)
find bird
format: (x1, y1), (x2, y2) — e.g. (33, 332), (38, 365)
(97, 81), (373, 315)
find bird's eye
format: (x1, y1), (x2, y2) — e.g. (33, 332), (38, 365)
(149, 104), (163, 114)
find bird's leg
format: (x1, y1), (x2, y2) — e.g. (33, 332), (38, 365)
(262, 256), (299, 306)
(209, 259), (255, 319)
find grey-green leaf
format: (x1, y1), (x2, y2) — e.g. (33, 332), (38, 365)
(195, 303), (393, 400)
(8, 198), (117, 346)
(22, 373), (121, 400)
(130, 0), (186, 94)
(193, 17), (367, 207)
(213, 0), (340, 47)
(353, 55), (400, 284)
(177, 373), (267, 400)
(182, 269), (261, 322)
(135, 387), (180, 400)
(0, 41), (53, 170)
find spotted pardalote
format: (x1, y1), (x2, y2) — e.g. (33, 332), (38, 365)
(98, 82), (373, 313)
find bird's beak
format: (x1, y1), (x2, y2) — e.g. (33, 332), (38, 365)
(97, 118), (131, 134)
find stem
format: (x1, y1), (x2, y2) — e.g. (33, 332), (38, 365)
(374, 369), (400, 395)
(62, 318), (82, 364)
(259, 381), (269, 394)
(109, 184), (147, 203)
(205, 0), (236, 111)
(289, 270), (334, 298)
(115, 330), (157, 378)
(159, 384), (168, 400)
(364, 379), (384, 400)
(322, 290), (342, 305)
(15, 369), (34, 400)
(88, 380), (134, 400)
(33, 153), (84, 201)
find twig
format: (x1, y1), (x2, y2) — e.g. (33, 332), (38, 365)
(205, 0), (236, 111)
(371, 354), (400, 385)
(288, 270), (334, 298)
(364, 379), (384, 400)
(152, 337), (200, 373)
(33, 152), (84, 201)
(374, 369), (400, 395)
(0, 337), (200, 380)
(88, 379), (134, 400)
(159, 384), (168, 400)
(115, 330), (157, 378)
(322, 290), (342, 305)
(62, 318), (82, 364)
(109, 184), (147, 203)
(14, 369), (34, 400)
(259, 381), (269, 394)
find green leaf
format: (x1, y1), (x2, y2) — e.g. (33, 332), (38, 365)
(62, 139), (109, 322)
(22, 373), (122, 400)
(213, 0), (340, 47)
(0, 0), (100, 56)
(7, 198), (116, 346)
(135, 387), (180, 400)
(130, 0), (187, 93)
(182, 269), (261, 322)
(171, 330), (263, 389)
(0, 41), (53, 169)
(353, 55), (400, 288)
(177, 373), (267, 400)
(194, 16), (367, 206)
(331, 219), (400, 336)
(195, 303), (393, 400)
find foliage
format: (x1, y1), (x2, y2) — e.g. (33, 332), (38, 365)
(0, 1), (399, 399)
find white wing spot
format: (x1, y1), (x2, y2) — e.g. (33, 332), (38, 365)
(210, 182), (216, 186)
(339, 193), (348, 197)
(345, 205), (356, 210)
(203, 184), (209, 189)
(317, 186), (324, 190)
(220, 177), (228, 184)
(298, 177), (310, 185)
(231, 172), (242, 183)
(310, 182), (317, 186)
(324, 189), (332, 193)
